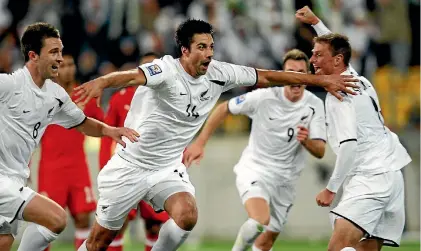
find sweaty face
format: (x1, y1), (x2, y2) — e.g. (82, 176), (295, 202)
(310, 42), (334, 75)
(37, 37), (64, 79)
(58, 55), (76, 84)
(283, 59), (307, 102)
(184, 33), (214, 76)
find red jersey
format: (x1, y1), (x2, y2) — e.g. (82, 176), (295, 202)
(99, 87), (136, 168)
(39, 92), (104, 169)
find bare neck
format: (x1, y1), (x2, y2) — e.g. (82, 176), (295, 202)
(25, 62), (46, 88)
(179, 57), (199, 78)
(333, 65), (348, 75)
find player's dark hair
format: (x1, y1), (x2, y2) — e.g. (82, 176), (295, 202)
(142, 51), (160, 58)
(313, 33), (352, 66)
(21, 22), (60, 62)
(175, 19), (213, 56)
(282, 49), (310, 71)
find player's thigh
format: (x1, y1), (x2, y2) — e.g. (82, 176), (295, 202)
(330, 174), (391, 237)
(268, 183), (295, 233)
(236, 174), (271, 224)
(0, 220), (18, 250)
(357, 238), (383, 251)
(371, 171), (405, 247)
(68, 165), (96, 217)
(23, 193), (67, 232)
(95, 155), (149, 231)
(0, 234), (14, 251)
(0, 175), (33, 224)
(254, 230), (279, 251)
(328, 218), (365, 250)
(147, 165), (196, 229)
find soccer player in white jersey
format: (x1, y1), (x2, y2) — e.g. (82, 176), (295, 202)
(183, 49), (327, 251)
(73, 19), (358, 251)
(0, 22), (139, 251)
(296, 6), (412, 251)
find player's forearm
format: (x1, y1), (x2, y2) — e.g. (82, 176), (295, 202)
(76, 117), (109, 137)
(257, 70), (328, 88)
(312, 19), (331, 36)
(195, 101), (230, 146)
(302, 139), (325, 159)
(326, 140), (357, 193)
(100, 68), (146, 89)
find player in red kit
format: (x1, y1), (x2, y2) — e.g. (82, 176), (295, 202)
(38, 51), (103, 250)
(99, 52), (169, 251)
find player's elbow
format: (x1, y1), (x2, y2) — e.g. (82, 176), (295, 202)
(256, 70), (270, 87)
(314, 142), (326, 159)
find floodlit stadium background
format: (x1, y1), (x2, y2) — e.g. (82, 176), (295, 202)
(1, 0), (419, 250)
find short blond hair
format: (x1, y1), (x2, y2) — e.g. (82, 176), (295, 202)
(282, 49), (310, 71)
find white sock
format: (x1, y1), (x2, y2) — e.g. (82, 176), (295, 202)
(17, 224), (59, 251)
(252, 245), (272, 251)
(232, 218), (267, 251)
(341, 248), (356, 251)
(77, 240), (88, 251)
(151, 219), (190, 251)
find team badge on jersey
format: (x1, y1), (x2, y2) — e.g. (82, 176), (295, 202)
(147, 64), (162, 76)
(235, 95), (246, 104)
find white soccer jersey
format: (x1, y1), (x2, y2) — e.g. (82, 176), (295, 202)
(116, 55), (257, 170)
(325, 69), (411, 175)
(0, 67), (86, 180)
(228, 87), (326, 183)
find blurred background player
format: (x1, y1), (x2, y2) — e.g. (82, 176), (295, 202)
(37, 51), (104, 251)
(184, 49), (326, 251)
(100, 52), (169, 251)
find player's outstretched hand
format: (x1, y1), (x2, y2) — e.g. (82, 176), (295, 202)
(74, 77), (107, 107)
(295, 6), (319, 25)
(183, 142), (205, 168)
(297, 126), (309, 143)
(316, 188), (335, 207)
(322, 75), (359, 101)
(103, 126), (140, 148)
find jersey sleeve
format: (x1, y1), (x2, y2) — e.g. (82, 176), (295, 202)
(138, 59), (170, 89)
(0, 73), (16, 103)
(309, 100), (327, 141)
(329, 96), (357, 144)
(52, 91), (86, 129)
(227, 89), (265, 117)
(210, 60), (257, 92)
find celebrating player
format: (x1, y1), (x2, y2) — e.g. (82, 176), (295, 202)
(296, 6), (412, 251)
(99, 52), (169, 251)
(183, 49), (326, 251)
(38, 51), (104, 250)
(0, 22), (138, 251)
(74, 19), (358, 251)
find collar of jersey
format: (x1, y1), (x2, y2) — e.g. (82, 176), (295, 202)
(175, 59), (206, 84)
(340, 68), (352, 76)
(23, 66), (47, 94)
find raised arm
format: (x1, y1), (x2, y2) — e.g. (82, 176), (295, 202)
(295, 6), (359, 75)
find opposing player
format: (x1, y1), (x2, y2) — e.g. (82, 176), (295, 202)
(0, 22), (139, 251)
(99, 52), (169, 251)
(74, 19), (358, 251)
(296, 6), (412, 251)
(38, 51), (104, 251)
(183, 49), (326, 251)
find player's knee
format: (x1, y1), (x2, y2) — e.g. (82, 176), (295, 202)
(254, 215), (270, 226)
(175, 205), (198, 231)
(49, 207), (67, 233)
